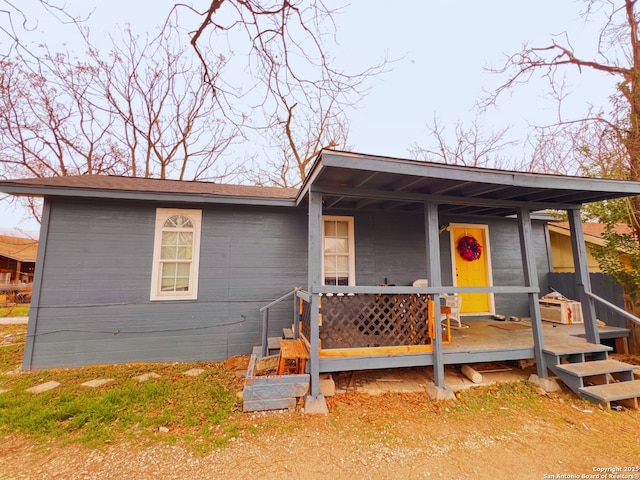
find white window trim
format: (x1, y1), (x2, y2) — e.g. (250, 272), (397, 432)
(150, 208), (202, 301)
(322, 215), (356, 286)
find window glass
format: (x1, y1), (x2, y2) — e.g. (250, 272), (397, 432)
(151, 209), (202, 301)
(323, 216), (355, 286)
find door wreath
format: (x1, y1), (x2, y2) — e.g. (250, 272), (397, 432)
(457, 235), (482, 261)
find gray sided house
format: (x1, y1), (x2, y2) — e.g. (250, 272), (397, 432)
(3, 150), (640, 407)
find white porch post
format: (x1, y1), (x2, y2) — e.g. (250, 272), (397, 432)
(517, 207), (547, 377)
(308, 189), (323, 397)
(568, 208), (599, 344)
(424, 201), (444, 386)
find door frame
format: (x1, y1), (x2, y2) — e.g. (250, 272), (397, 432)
(448, 223), (495, 316)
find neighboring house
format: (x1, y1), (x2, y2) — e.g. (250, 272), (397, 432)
(0, 235), (38, 284)
(548, 221), (631, 273)
(2, 150), (640, 404)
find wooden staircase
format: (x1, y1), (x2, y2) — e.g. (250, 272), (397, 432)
(544, 338), (640, 410)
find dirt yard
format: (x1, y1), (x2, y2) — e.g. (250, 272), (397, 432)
(1, 379), (639, 480)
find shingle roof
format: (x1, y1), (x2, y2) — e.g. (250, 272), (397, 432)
(2, 175), (298, 199)
(0, 235), (38, 262)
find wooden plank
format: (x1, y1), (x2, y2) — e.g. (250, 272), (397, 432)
(282, 328), (294, 339)
(580, 380), (640, 404)
(320, 344), (433, 357)
(244, 373), (309, 386)
(556, 359), (636, 377)
(243, 382), (309, 401)
(279, 339), (310, 360)
(615, 337), (630, 355)
(543, 341), (611, 356)
(243, 397), (296, 412)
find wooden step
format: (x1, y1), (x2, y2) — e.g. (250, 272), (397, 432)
(543, 341), (612, 357)
(267, 336), (281, 353)
(580, 380), (640, 409)
(556, 359), (636, 378)
(282, 327), (294, 339)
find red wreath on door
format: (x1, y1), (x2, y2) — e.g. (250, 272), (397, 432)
(457, 235), (482, 261)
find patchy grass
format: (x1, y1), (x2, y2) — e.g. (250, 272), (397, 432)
(449, 381), (544, 415)
(0, 324), (245, 452)
(3, 323), (638, 460)
(0, 305), (29, 317)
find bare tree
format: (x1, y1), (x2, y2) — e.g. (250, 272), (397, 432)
(0, 1), (86, 59)
(89, 25), (240, 180)
(182, 0), (386, 186)
(481, 0), (640, 302)
(0, 24), (240, 185)
(244, 88), (350, 188)
(0, 53), (125, 179)
(485, 0), (640, 233)
(409, 116), (516, 169)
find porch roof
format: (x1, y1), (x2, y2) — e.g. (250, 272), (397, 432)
(299, 150), (640, 216)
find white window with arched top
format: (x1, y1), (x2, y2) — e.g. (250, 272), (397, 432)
(150, 208), (202, 301)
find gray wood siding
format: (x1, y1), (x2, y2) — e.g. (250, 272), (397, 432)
(343, 211), (551, 318)
(29, 200), (552, 369)
(29, 199), (308, 369)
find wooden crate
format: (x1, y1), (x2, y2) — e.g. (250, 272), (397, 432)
(539, 299), (584, 324)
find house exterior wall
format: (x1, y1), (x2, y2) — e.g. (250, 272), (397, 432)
(27, 198), (308, 369)
(549, 231), (601, 272)
(342, 210), (550, 318)
(26, 200), (552, 369)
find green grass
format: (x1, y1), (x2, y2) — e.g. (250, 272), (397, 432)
(0, 305), (29, 317)
(447, 380), (545, 417)
(0, 325), (245, 451)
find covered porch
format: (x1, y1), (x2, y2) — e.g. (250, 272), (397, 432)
(262, 150), (640, 409)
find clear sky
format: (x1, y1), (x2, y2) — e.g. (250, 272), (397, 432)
(0, 1), (617, 237)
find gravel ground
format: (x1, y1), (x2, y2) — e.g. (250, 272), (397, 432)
(2, 388), (639, 480)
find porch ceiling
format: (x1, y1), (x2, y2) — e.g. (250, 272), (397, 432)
(299, 150), (640, 216)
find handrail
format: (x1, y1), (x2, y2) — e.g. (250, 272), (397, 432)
(296, 289), (310, 302)
(585, 291), (640, 326)
(259, 288), (299, 357)
(259, 288), (297, 312)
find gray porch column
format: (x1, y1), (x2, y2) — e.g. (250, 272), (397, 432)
(308, 190), (323, 397)
(568, 208), (599, 344)
(517, 207), (547, 378)
(424, 201), (444, 386)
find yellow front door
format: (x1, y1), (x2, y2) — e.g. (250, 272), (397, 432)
(450, 224), (494, 315)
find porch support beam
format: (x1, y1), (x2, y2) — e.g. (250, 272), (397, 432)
(425, 201), (445, 387)
(517, 207), (547, 378)
(568, 209), (599, 344)
(308, 189), (323, 398)
(313, 186), (580, 213)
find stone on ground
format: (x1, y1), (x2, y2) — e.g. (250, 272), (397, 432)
(26, 381), (60, 394)
(426, 383), (456, 401)
(81, 378), (114, 388)
(528, 374), (561, 392)
(304, 394), (329, 415)
(319, 374), (335, 397)
(134, 372), (161, 382)
(183, 368), (205, 377)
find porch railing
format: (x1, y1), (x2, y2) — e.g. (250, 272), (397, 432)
(259, 288), (298, 357)
(318, 293), (432, 349)
(586, 291), (640, 326)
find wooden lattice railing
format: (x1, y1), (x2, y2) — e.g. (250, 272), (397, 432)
(318, 293), (432, 349)
(299, 295), (311, 341)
